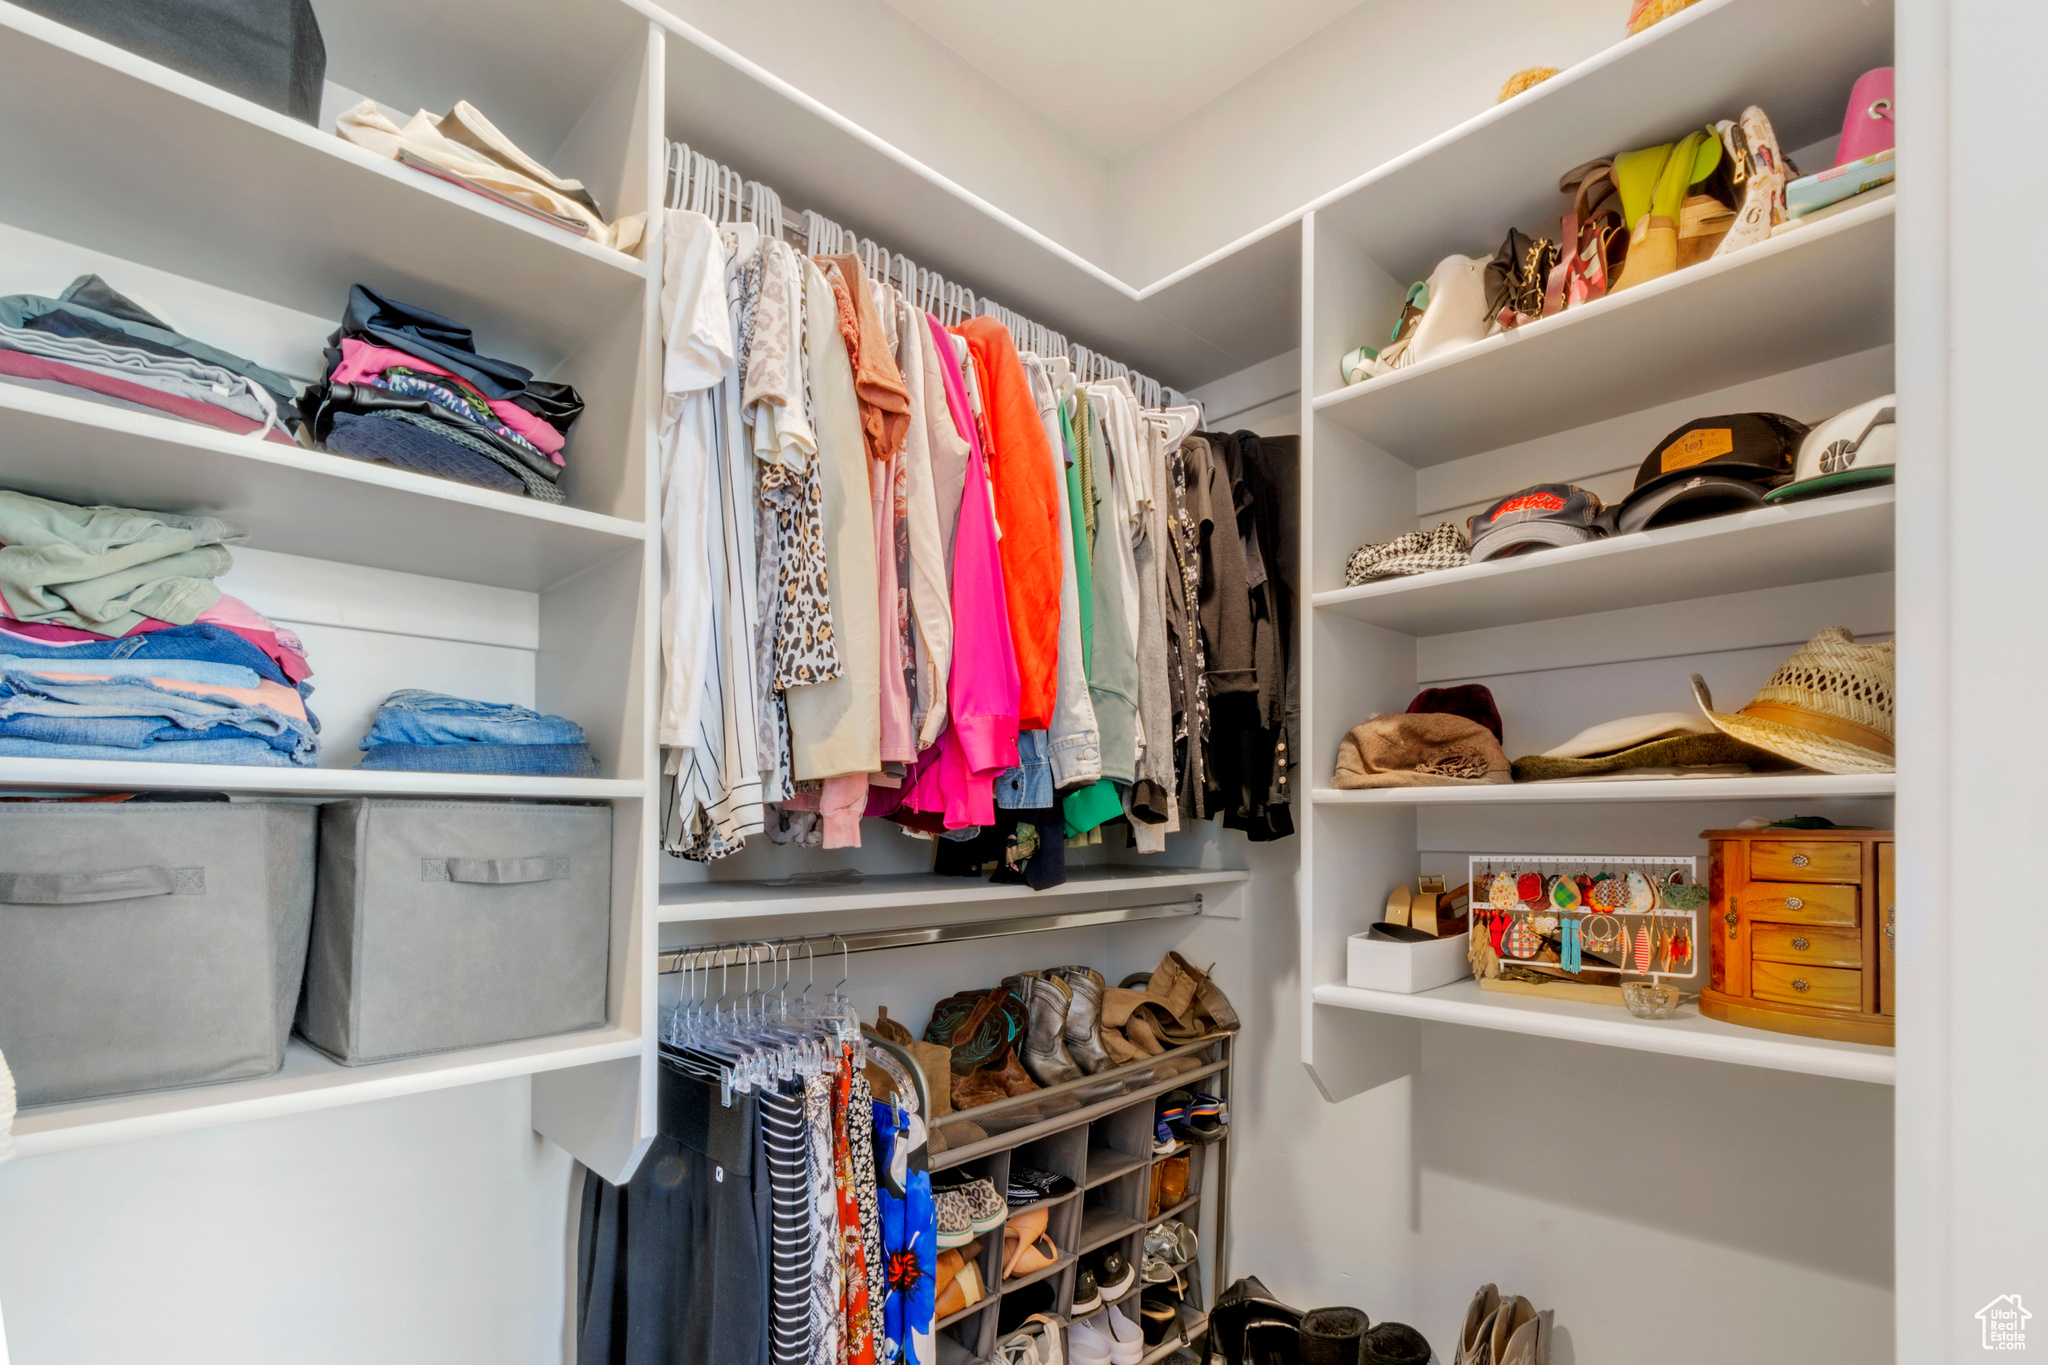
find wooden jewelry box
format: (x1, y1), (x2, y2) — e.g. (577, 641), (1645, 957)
(1700, 828), (1895, 1046)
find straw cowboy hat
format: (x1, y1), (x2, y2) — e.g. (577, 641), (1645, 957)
(1690, 627), (1895, 774)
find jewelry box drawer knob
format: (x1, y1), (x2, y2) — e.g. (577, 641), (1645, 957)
(1792, 937), (1810, 950)
(1791, 854), (1810, 867)
(1785, 896), (1804, 910)
(1792, 978), (1811, 992)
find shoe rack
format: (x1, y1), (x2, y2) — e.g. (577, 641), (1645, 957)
(928, 1034), (1233, 1365)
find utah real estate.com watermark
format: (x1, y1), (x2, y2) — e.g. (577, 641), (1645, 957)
(1979, 1295), (2031, 1351)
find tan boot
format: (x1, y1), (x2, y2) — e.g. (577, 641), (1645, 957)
(1497, 1309), (1550, 1365)
(1488, 1298), (1535, 1364)
(1459, 1284), (1500, 1365)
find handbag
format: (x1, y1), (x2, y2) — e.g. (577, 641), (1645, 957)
(1611, 129), (1721, 292)
(1381, 254), (1492, 370)
(1486, 229), (1558, 330)
(1211, 1276), (1305, 1365)
(1552, 159), (1626, 313)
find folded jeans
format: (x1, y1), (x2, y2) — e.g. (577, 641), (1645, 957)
(0, 734), (295, 766)
(356, 742), (598, 776)
(361, 689), (587, 747)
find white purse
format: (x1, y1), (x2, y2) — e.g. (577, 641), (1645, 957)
(1385, 254), (1494, 371)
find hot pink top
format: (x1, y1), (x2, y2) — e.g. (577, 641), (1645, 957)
(896, 311), (1019, 829)
(328, 338), (567, 461)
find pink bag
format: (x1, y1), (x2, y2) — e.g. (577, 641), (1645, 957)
(1835, 67), (1895, 167)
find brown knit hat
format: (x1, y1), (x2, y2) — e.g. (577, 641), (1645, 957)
(1333, 713), (1511, 789)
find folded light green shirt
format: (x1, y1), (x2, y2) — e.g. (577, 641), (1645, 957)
(0, 490), (244, 636)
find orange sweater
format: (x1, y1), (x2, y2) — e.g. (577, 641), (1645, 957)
(955, 318), (1062, 730)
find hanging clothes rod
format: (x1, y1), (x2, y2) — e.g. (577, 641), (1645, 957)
(657, 895), (1204, 974)
(662, 137), (1192, 408)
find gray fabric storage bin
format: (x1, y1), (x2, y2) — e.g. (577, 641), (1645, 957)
(300, 799), (612, 1065)
(0, 801), (316, 1107)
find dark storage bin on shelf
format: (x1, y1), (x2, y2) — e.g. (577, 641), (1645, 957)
(0, 800), (316, 1106)
(298, 799), (611, 1064)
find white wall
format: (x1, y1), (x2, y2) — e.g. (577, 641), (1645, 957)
(1108, 0), (1622, 286)
(0, 1081), (578, 1364)
(647, 0), (1117, 265)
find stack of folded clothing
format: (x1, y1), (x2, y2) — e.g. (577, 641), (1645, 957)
(0, 275), (301, 442)
(0, 490), (319, 767)
(357, 689), (597, 776)
(335, 99), (646, 254)
(300, 286), (581, 503)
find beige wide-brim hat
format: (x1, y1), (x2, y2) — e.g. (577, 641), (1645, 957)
(1690, 626), (1895, 775)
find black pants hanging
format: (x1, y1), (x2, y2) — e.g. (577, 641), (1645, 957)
(576, 1060), (771, 1365)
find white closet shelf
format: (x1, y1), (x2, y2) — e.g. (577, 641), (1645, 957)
(1314, 196), (1895, 465)
(1308, 0), (1893, 286)
(0, 2), (647, 368)
(1312, 774), (1896, 805)
(659, 866), (1250, 922)
(1312, 980), (1894, 1084)
(0, 757), (641, 799)
(0, 382), (646, 591)
(9, 1028), (643, 1158)
(1313, 486), (1894, 635)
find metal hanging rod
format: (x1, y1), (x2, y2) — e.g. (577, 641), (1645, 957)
(662, 138), (1193, 408)
(658, 895), (1203, 975)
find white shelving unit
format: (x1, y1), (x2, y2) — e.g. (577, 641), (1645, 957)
(0, 3), (667, 1180)
(1312, 980), (1894, 1085)
(0, 0), (1270, 1187)
(1294, 0), (1899, 1105)
(1310, 774), (1897, 806)
(1312, 486), (1894, 635)
(0, 383), (649, 592)
(1312, 196), (1895, 465)
(660, 866), (1250, 923)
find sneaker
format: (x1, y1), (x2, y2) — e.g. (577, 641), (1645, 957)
(1184, 1092), (1229, 1143)
(1090, 1247), (1137, 1299)
(1007, 1163), (1077, 1206)
(1071, 1265), (1103, 1315)
(961, 1177), (1009, 1233)
(1152, 1113), (1180, 1156)
(1066, 1316), (1113, 1365)
(936, 1188), (975, 1248)
(1154, 1090), (1193, 1146)
(1102, 1305), (1146, 1365)
(1064, 1317), (1114, 1358)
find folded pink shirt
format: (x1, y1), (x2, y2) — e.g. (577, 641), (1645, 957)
(329, 338), (566, 461)
(0, 593), (312, 684)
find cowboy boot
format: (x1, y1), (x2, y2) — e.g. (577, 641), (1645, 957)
(1052, 966), (1114, 1074)
(1458, 1286), (1500, 1365)
(1007, 973), (1084, 1086)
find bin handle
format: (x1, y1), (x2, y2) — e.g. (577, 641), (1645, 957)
(429, 856), (570, 885)
(0, 865), (200, 904)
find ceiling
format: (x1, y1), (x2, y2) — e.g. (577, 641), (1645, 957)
(881, 0), (1370, 159)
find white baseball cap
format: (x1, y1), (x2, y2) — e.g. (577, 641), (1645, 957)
(1764, 394), (1897, 502)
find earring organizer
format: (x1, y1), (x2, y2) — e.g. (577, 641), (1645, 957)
(1466, 854), (1703, 1011)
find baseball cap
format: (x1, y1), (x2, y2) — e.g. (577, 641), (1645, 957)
(1466, 483), (1604, 563)
(1763, 394), (1897, 503)
(1611, 412), (1808, 531)
(1611, 472), (1769, 534)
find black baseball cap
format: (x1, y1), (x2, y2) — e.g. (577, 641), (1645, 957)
(1467, 483), (1604, 563)
(1612, 472), (1769, 533)
(1612, 412), (1808, 531)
